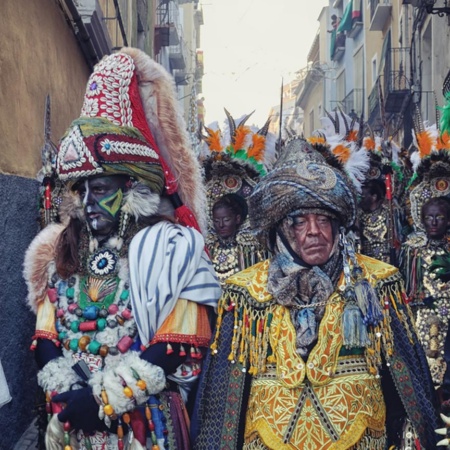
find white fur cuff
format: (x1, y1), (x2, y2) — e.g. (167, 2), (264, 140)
(37, 357), (82, 394)
(89, 351), (165, 415)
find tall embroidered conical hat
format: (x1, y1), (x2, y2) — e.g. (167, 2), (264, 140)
(56, 48), (207, 233)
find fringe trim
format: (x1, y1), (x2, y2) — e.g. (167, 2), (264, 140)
(211, 272), (412, 379)
(211, 286), (277, 376)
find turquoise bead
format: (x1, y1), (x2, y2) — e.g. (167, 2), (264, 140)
(88, 340), (101, 355)
(66, 287), (75, 299)
(69, 339), (79, 352)
(97, 318), (107, 331)
(120, 290), (129, 300)
(70, 321), (80, 333)
(58, 331), (67, 340)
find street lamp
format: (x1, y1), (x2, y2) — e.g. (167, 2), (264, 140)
(409, 0), (450, 16)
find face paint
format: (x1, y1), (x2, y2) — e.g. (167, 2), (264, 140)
(98, 189), (123, 218)
(77, 175), (129, 237)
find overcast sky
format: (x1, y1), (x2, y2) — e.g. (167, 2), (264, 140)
(200, 0), (329, 126)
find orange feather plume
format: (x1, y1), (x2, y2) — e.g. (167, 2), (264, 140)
(363, 137), (376, 151)
(332, 144), (351, 163)
(437, 130), (450, 151)
(416, 130), (434, 158)
(347, 129), (358, 142)
(307, 136), (326, 146)
(205, 129), (223, 152)
(247, 134), (266, 161)
(233, 126), (250, 152)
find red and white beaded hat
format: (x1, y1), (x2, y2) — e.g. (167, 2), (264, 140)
(56, 47), (207, 233)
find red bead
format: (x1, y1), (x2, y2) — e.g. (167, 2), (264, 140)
(63, 421), (71, 432)
(79, 321), (97, 332)
(108, 304), (119, 315)
(121, 309), (132, 320)
(47, 288), (58, 303)
(148, 421), (155, 432)
(117, 335), (133, 353)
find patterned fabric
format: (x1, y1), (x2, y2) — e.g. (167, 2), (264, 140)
(192, 255), (439, 450)
(248, 138), (357, 245)
(128, 221), (220, 345)
(400, 234), (450, 387)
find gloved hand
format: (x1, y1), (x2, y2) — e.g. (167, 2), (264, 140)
(53, 387), (107, 433)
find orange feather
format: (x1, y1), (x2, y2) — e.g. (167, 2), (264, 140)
(363, 137), (376, 151)
(233, 126), (250, 151)
(248, 134), (266, 161)
(307, 136), (326, 146)
(437, 131), (450, 150)
(205, 129), (223, 152)
(416, 130), (433, 158)
(332, 144), (351, 163)
(347, 130), (358, 142)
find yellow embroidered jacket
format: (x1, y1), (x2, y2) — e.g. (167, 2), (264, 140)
(192, 255), (439, 450)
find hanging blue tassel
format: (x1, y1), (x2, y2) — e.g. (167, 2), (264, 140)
(353, 277), (383, 327)
(342, 286), (370, 348)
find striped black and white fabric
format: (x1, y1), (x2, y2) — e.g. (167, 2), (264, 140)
(129, 221), (221, 345)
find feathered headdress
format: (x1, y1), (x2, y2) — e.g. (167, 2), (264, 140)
(199, 109), (276, 228)
(407, 72), (450, 230)
(307, 108), (370, 193)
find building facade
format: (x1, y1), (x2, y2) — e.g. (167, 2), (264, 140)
(296, 0), (450, 149)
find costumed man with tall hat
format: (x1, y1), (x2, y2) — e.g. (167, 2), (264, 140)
(192, 136), (439, 449)
(199, 109), (276, 284)
(400, 89), (450, 415)
(23, 48), (221, 450)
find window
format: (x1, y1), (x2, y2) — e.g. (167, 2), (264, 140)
(371, 55), (377, 86)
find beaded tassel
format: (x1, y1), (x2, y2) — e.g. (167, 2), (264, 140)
(145, 403), (159, 450)
(117, 418), (124, 450)
(63, 421), (72, 450)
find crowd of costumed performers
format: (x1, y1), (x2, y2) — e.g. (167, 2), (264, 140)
(192, 123), (440, 449)
(399, 75), (450, 426)
(23, 48), (450, 450)
(24, 48), (221, 450)
(198, 109), (276, 285)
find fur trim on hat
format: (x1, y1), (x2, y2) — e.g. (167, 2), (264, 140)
(58, 189), (84, 224)
(121, 47), (207, 234)
(23, 223), (64, 313)
(89, 351), (165, 416)
(37, 356), (82, 393)
(122, 182), (161, 219)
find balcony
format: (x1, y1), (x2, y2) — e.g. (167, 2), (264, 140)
(419, 91), (438, 124)
(155, 0), (181, 53)
(169, 38), (187, 70)
(331, 33), (346, 62)
(369, 0), (392, 31)
(383, 47), (411, 113)
(347, 21), (363, 39)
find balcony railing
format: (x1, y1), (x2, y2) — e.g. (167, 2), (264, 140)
(169, 37), (187, 70)
(155, 0), (181, 49)
(383, 47), (411, 113)
(330, 88), (365, 118)
(99, 0), (129, 50)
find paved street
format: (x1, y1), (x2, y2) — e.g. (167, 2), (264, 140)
(13, 420), (38, 450)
